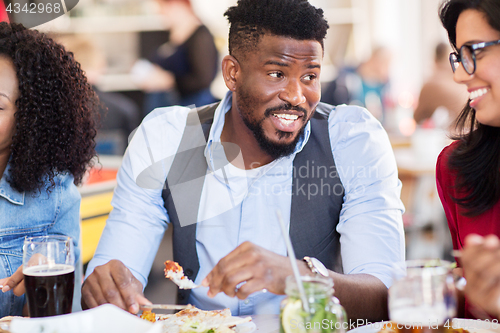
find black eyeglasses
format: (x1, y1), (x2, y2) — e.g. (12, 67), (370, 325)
(450, 39), (500, 75)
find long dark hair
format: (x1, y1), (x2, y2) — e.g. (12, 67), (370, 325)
(439, 0), (500, 216)
(0, 22), (99, 193)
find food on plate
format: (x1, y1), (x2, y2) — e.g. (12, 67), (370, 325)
(164, 260), (199, 289)
(140, 310), (156, 323)
(453, 329), (470, 333)
(140, 304), (251, 333)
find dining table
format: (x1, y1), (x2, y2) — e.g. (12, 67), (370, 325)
(251, 314), (279, 333)
(5, 310), (500, 333)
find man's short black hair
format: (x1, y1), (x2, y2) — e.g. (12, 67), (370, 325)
(224, 0), (329, 57)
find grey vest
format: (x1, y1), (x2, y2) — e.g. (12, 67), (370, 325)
(162, 102), (344, 304)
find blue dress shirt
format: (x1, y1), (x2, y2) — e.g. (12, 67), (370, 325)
(86, 91), (405, 315)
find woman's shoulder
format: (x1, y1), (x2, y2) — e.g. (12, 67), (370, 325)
(53, 172), (77, 190)
(34, 172), (78, 199)
(2, 165), (75, 196)
(436, 140), (461, 185)
(438, 140), (461, 167)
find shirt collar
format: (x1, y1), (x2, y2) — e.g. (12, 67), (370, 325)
(0, 164), (25, 205)
(204, 91), (311, 168)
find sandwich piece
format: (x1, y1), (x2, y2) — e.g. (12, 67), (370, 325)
(164, 260), (199, 289)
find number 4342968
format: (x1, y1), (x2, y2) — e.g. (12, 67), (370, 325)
(6, 2), (61, 14)
(444, 319), (500, 330)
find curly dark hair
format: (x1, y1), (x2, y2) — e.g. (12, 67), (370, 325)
(224, 0), (329, 57)
(439, 0), (500, 216)
(0, 22), (99, 193)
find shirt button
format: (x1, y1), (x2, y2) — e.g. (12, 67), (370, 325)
(244, 300), (249, 305)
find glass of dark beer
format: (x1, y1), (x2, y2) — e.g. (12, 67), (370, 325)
(23, 235), (75, 317)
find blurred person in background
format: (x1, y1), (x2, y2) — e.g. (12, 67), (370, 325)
(413, 42), (468, 133)
(0, 23), (99, 316)
(135, 0), (219, 115)
(436, 0), (500, 319)
(58, 35), (140, 155)
(321, 46), (392, 123)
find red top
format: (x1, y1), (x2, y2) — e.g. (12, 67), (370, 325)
(0, 1), (9, 23)
(436, 141), (500, 318)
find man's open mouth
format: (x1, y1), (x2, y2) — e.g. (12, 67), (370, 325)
(273, 113), (300, 125)
(270, 112), (304, 132)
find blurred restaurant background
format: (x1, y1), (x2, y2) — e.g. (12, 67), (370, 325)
(4, 0), (467, 303)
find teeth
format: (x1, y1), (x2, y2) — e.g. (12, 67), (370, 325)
(470, 88), (489, 100)
(279, 119), (294, 125)
(273, 114), (299, 121)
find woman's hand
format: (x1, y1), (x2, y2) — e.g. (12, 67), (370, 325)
(0, 265), (25, 296)
(462, 234), (500, 318)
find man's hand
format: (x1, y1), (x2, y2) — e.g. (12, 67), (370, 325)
(201, 241), (389, 321)
(201, 241), (310, 299)
(81, 260), (151, 314)
(0, 265), (25, 296)
(461, 234), (500, 318)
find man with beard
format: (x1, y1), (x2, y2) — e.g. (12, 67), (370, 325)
(82, 0), (404, 322)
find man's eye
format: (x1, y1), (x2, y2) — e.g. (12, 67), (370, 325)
(303, 74), (317, 81)
(269, 72), (283, 78)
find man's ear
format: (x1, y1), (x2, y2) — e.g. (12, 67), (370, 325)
(222, 55), (239, 92)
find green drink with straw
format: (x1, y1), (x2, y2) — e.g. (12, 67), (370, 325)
(280, 276), (346, 333)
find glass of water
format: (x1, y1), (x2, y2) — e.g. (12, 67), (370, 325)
(388, 259), (457, 333)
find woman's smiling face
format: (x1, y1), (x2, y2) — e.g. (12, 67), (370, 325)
(0, 55), (19, 163)
(454, 9), (500, 127)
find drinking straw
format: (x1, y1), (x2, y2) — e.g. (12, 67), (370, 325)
(275, 209), (310, 313)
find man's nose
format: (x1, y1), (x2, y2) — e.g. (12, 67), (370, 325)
(279, 79), (306, 106)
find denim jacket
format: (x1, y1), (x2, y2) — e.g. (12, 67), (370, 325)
(0, 164), (81, 317)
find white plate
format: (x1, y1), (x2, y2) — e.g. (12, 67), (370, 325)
(235, 321), (257, 333)
(10, 304), (153, 333)
(349, 319), (498, 333)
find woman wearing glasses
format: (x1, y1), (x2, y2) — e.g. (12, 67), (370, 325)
(437, 0), (500, 319)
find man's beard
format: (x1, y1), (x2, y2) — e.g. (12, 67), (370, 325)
(236, 91), (309, 160)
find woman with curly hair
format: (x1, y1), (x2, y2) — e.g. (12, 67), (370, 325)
(0, 22), (98, 316)
(437, 0), (500, 319)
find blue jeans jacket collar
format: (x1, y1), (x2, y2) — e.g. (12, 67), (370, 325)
(0, 165), (24, 205)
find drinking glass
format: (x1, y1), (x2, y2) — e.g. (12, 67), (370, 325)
(280, 275), (347, 333)
(388, 259), (457, 333)
(23, 235), (75, 317)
